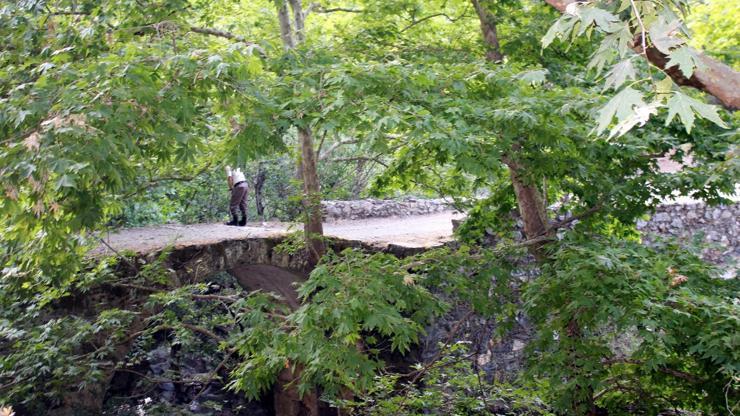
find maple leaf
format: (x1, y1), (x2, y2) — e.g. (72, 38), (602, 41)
(665, 91), (728, 133)
(665, 47), (704, 78)
(648, 19), (685, 54)
(667, 267), (688, 287)
(578, 6), (620, 32)
(609, 101), (661, 138)
(32, 200), (45, 216)
(4, 186), (18, 201)
(595, 87), (645, 135)
(603, 59), (636, 91)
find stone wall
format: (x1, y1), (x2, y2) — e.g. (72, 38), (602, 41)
(637, 202), (739, 266)
(321, 198), (452, 221)
(426, 201), (739, 383)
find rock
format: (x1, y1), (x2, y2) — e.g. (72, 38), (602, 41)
(512, 340), (526, 352)
(652, 212), (670, 222)
(321, 198), (452, 221)
(713, 208), (722, 220)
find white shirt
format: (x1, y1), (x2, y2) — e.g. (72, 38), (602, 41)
(231, 168), (246, 184)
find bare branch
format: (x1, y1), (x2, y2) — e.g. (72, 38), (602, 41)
(306, 3), (364, 14)
(400, 7), (470, 33)
(318, 138), (360, 160)
(189, 26), (266, 56)
(122, 163), (212, 199)
(50, 11), (90, 16)
(546, 202), (604, 233)
(601, 358), (702, 383)
(331, 156), (388, 168)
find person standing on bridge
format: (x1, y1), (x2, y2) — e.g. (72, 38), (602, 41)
(225, 166), (248, 226)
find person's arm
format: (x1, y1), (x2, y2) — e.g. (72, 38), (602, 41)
(225, 166), (234, 189)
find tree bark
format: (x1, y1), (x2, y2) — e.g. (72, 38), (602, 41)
(275, 366), (319, 416)
(471, 0), (504, 63)
(543, 0), (740, 109)
(254, 162), (266, 220)
(472, 5), (598, 412)
(274, 4), (323, 414)
(277, 0), (295, 50)
(288, 0), (306, 44)
(506, 157), (551, 257)
(299, 127), (326, 267)
(471, 2), (551, 256)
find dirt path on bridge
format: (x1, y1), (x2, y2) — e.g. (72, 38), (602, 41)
(95, 211), (463, 256)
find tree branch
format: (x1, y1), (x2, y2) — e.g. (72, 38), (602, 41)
(546, 202), (604, 233)
(317, 138), (360, 160)
(189, 26), (266, 56)
(51, 11), (90, 16)
(601, 358), (702, 383)
(122, 163), (212, 199)
(400, 6), (470, 33)
(331, 156), (389, 168)
(306, 3), (364, 14)
(543, 0), (740, 109)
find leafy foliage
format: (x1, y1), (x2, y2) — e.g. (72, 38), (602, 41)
(541, 0), (732, 137)
(341, 342), (554, 416)
(525, 234), (739, 414)
(228, 248), (446, 398)
(1, 1), (738, 415)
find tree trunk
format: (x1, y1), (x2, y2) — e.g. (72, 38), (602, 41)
(273, 4), (327, 414)
(277, 0), (295, 50)
(275, 366), (319, 416)
(471, 2), (550, 255)
(508, 161), (550, 248)
(299, 127), (326, 267)
(288, 0), (305, 44)
(254, 162), (266, 220)
(351, 159), (367, 199)
(471, 0), (504, 63)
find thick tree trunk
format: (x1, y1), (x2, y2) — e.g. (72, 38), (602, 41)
(471, 0), (504, 62)
(275, 367), (319, 416)
(473, 5), (596, 412)
(543, 0), (739, 109)
(471, 2), (550, 255)
(299, 127), (326, 267)
(508, 163), (549, 237)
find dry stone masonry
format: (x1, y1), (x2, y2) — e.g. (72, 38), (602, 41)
(321, 198), (452, 221)
(638, 202), (738, 266)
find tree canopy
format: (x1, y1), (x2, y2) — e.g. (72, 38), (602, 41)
(1, 0), (738, 415)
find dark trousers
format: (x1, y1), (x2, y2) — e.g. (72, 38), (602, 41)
(229, 182), (249, 218)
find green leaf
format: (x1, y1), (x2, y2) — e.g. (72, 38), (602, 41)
(665, 91), (729, 133)
(609, 101), (661, 138)
(648, 19), (685, 54)
(665, 47), (703, 78)
(578, 6), (620, 32)
(518, 69), (549, 86)
(595, 87), (644, 135)
(542, 16), (578, 49)
(603, 59), (636, 91)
